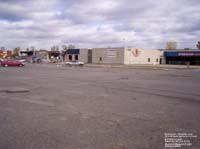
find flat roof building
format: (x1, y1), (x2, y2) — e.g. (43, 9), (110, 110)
(78, 48), (163, 65)
(60, 47), (200, 66)
(163, 49), (200, 65)
(124, 48), (163, 65)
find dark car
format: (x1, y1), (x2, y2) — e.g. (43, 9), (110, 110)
(1, 61), (25, 67)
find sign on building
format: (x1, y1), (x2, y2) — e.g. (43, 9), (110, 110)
(107, 49), (116, 58)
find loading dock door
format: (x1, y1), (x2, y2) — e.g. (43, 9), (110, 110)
(88, 50), (92, 63)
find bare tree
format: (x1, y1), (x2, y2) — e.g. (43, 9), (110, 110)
(51, 45), (59, 51)
(62, 45), (68, 51)
(55, 45), (59, 51)
(30, 46), (36, 51)
(51, 46), (55, 51)
(0, 46), (6, 51)
(13, 47), (21, 57)
(166, 41), (177, 50)
(68, 44), (75, 49)
(197, 41), (200, 50)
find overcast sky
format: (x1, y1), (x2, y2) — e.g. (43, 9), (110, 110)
(0, 0), (199, 50)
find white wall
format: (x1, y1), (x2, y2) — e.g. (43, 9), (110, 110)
(124, 48), (163, 65)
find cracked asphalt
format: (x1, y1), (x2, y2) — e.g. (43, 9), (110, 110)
(0, 64), (200, 149)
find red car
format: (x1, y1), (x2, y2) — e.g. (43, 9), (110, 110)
(1, 61), (25, 67)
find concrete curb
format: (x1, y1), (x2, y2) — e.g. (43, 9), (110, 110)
(85, 64), (200, 70)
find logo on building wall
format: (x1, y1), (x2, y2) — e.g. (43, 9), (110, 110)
(132, 49), (141, 57)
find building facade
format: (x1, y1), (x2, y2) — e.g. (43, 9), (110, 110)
(77, 48), (163, 65)
(124, 48), (163, 65)
(63, 48), (200, 65)
(163, 50), (200, 65)
(0, 50), (13, 59)
(78, 48), (124, 64)
(64, 49), (80, 62)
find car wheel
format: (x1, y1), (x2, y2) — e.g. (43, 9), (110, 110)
(79, 64), (83, 67)
(19, 64), (24, 67)
(4, 64), (8, 67)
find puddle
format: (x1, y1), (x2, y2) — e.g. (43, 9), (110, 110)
(0, 88), (30, 93)
(117, 77), (129, 80)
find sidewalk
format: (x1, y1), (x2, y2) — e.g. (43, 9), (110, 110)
(85, 64), (200, 69)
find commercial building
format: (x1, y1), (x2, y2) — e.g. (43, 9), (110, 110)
(163, 50), (200, 65)
(79, 48), (125, 64)
(60, 47), (200, 66)
(36, 50), (49, 60)
(77, 47), (163, 65)
(63, 49), (80, 62)
(124, 48), (163, 65)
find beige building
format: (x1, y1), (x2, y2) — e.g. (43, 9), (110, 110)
(78, 47), (163, 65)
(124, 48), (163, 65)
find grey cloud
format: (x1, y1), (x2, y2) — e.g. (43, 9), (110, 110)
(0, 0), (61, 21)
(0, 0), (200, 49)
(0, 2), (28, 21)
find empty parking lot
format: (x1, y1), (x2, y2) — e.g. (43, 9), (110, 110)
(0, 64), (200, 149)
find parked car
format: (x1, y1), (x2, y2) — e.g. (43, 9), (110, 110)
(42, 59), (50, 63)
(1, 61), (25, 67)
(62, 61), (84, 67)
(16, 59), (26, 63)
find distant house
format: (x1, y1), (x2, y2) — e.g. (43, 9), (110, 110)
(48, 51), (60, 59)
(48, 51), (61, 63)
(0, 50), (13, 59)
(0, 50), (4, 59)
(35, 50), (49, 60)
(7, 50), (13, 58)
(20, 51), (34, 57)
(20, 51), (35, 62)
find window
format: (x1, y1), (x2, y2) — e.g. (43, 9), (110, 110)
(75, 55), (78, 60)
(69, 55), (72, 61)
(156, 58), (158, 62)
(148, 58), (150, 62)
(99, 57), (102, 61)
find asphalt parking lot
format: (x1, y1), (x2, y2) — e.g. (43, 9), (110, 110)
(0, 64), (200, 149)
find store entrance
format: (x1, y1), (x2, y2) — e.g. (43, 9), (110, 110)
(166, 56), (200, 65)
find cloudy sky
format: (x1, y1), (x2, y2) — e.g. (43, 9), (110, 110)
(0, 0), (199, 50)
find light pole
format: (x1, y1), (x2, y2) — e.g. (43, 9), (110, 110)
(123, 38), (126, 48)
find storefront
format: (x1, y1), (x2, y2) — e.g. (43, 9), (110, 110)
(164, 50), (200, 65)
(63, 49), (80, 61)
